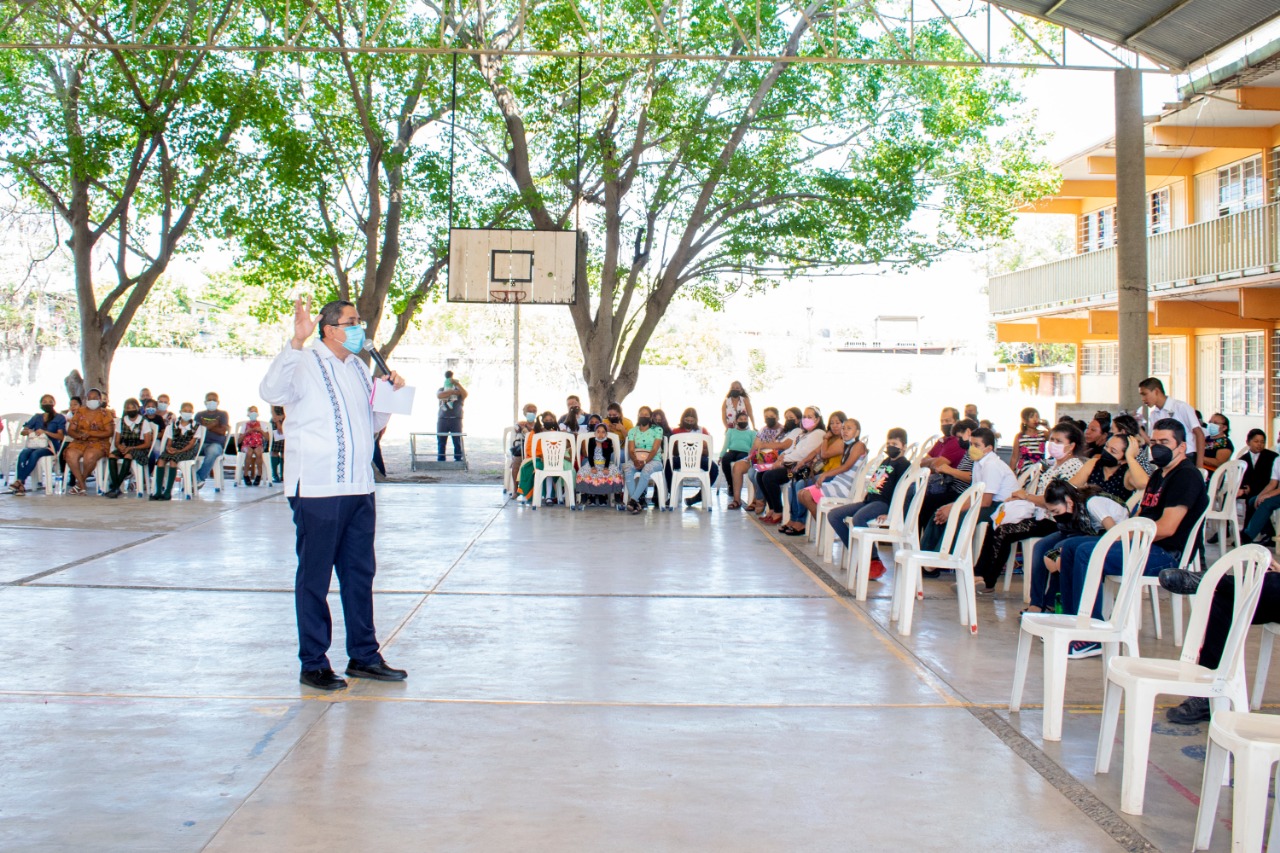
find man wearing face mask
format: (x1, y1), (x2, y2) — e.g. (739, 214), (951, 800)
(194, 391), (230, 488)
(922, 427), (1017, 552)
(921, 407), (965, 473)
(559, 395), (593, 433)
(1055, 419), (1209, 657)
(260, 297), (408, 691)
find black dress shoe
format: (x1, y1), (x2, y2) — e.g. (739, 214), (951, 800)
(300, 668), (347, 691)
(345, 659), (408, 681)
(1158, 568), (1202, 596)
(1166, 696), (1211, 724)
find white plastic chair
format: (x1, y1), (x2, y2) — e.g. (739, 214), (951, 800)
(572, 432), (622, 509)
(34, 450), (61, 495)
(1103, 507), (1208, 646)
(917, 434), (941, 459)
(902, 441), (921, 463)
(230, 420), (251, 486)
(531, 432), (576, 511)
(502, 426), (518, 495)
(843, 465), (929, 601)
(1250, 623), (1280, 710)
(647, 436), (670, 511)
(669, 433), (713, 510)
(1096, 543), (1271, 815)
(1009, 518), (1157, 741)
(0, 412), (28, 484)
(892, 482), (986, 637)
(814, 453), (878, 562)
(1204, 458), (1246, 554)
(1195, 710), (1280, 852)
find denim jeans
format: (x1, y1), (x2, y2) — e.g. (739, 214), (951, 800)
(827, 499), (890, 547)
(15, 447), (53, 483)
(1242, 494), (1280, 540)
(1027, 531), (1068, 610)
(623, 458), (663, 502)
(196, 442), (224, 482)
(1059, 537), (1181, 618)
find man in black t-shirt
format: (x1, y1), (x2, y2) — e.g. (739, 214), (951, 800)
(1061, 417), (1208, 623)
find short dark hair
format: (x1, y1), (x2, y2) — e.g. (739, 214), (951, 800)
(1139, 377), (1165, 394)
(887, 427), (908, 444)
(970, 427), (996, 448)
(70, 395), (82, 405)
(941, 407), (959, 420)
(444, 370), (453, 379)
(317, 300), (354, 338)
(607, 401), (622, 413)
(1092, 411), (1111, 432)
(952, 418), (979, 436)
(1247, 428), (1267, 442)
(1151, 417), (1186, 444)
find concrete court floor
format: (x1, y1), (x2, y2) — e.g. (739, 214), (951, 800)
(0, 483), (1267, 852)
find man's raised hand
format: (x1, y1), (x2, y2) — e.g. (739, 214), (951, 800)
(292, 296), (317, 348)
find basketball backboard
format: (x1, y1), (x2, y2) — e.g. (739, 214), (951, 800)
(447, 228), (578, 304)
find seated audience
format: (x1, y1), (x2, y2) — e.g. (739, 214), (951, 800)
(63, 388), (114, 495)
(825, 428), (911, 577)
(775, 411), (847, 527)
(973, 422), (1088, 589)
(270, 405), (286, 484)
(518, 412), (573, 504)
(671, 408), (718, 506)
(1201, 412), (1234, 471)
(728, 407), (783, 509)
(917, 417), (979, 533)
(511, 403), (538, 486)
(722, 381), (755, 430)
(758, 407), (826, 524)
(1240, 429), (1277, 527)
(623, 406), (664, 513)
(1069, 432), (1147, 501)
(240, 407), (267, 485)
(1240, 452), (1280, 546)
(1022, 480), (1130, 614)
(1056, 418), (1209, 657)
(922, 427), (1016, 552)
(1110, 413), (1157, 474)
(559, 395), (591, 433)
(577, 423), (624, 506)
(9, 394), (67, 495)
(195, 391), (229, 487)
(1011, 406), (1047, 474)
(780, 417), (866, 535)
(743, 407), (802, 513)
(650, 408), (674, 439)
(720, 413), (758, 506)
(105, 397), (156, 497)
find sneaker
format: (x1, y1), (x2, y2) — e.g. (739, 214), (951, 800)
(1165, 696), (1211, 725)
(868, 559), (886, 580)
(1067, 641), (1102, 660)
(1157, 567), (1202, 596)
(639, 496), (649, 509)
(685, 494), (701, 507)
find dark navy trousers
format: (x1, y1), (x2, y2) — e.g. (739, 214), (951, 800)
(289, 492), (381, 670)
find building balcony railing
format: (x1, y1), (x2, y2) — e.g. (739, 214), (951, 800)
(989, 202), (1280, 316)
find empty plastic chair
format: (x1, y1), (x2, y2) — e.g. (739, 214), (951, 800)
(1095, 543), (1270, 815)
(892, 482), (986, 637)
(1195, 710), (1280, 852)
(1009, 518), (1156, 741)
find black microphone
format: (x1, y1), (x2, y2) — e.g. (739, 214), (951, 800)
(362, 340), (391, 377)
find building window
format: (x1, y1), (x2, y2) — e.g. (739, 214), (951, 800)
(1218, 155), (1265, 217)
(1149, 339), (1171, 375)
(1081, 342), (1118, 376)
(1272, 148), (1280, 205)
(1220, 332), (1265, 415)
(1080, 207), (1116, 253)
(1273, 330), (1280, 415)
(1149, 187), (1171, 235)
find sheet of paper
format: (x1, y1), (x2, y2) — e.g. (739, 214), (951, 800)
(371, 382), (415, 415)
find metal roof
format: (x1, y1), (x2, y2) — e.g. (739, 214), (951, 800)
(988, 0), (1280, 72)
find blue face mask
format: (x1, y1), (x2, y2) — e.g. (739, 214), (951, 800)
(1205, 423), (1220, 437)
(340, 324), (365, 354)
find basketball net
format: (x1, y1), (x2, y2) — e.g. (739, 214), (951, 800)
(489, 287), (530, 304)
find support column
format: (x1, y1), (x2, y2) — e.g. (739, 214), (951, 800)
(1115, 68), (1149, 410)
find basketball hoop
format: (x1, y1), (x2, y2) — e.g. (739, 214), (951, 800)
(489, 289), (529, 304)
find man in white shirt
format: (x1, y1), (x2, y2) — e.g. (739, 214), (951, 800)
(1139, 377), (1204, 468)
(925, 427), (1015, 551)
(260, 297), (408, 692)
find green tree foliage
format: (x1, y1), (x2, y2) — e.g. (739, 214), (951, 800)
(0, 0), (280, 392)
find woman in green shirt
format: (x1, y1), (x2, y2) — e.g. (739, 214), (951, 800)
(623, 405), (665, 513)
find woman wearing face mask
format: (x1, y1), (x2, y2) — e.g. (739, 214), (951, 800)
(1020, 480), (1129, 614)
(9, 394), (67, 495)
(757, 407), (826, 525)
(510, 403), (538, 494)
(781, 417), (866, 535)
(623, 406), (664, 513)
(63, 389), (114, 495)
(239, 408), (267, 486)
(649, 409), (673, 440)
(974, 423), (1088, 589)
(1070, 432), (1147, 501)
(152, 403), (201, 500)
(576, 423), (624, 507)
(722, 381), (755, 430)
(720, 413), (758, 510)
(741, 406), (802, 513)
(1201, 413), (1233, 471)
(517, 412), (571, 504)
(670, 407), (718, 507)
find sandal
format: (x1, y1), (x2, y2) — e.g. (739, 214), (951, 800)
(782, 526), (806, 537)
(759, 513), (782, 525)
(726, 500), (742, 510)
